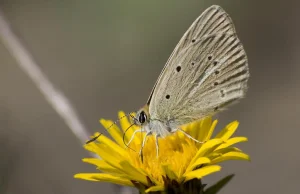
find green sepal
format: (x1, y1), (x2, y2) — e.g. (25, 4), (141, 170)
(204, 174), (235, 194)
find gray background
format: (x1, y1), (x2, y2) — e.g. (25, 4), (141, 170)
(0, 0), (299, 194)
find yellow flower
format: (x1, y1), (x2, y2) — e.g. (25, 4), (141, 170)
(74, 111), (249, 193)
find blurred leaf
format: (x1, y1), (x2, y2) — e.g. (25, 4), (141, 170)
(204, 174), (235, 194)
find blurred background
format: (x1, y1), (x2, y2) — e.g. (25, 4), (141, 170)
(0, 0), (299, 193)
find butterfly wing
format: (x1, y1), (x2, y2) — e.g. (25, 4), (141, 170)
(146, 5), (236, 104)
(148, 5), (249, 128)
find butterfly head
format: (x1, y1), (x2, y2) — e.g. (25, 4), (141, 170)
(134, 105), (150, 126)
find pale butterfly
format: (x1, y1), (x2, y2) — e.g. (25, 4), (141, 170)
(129, 5), (249, 158)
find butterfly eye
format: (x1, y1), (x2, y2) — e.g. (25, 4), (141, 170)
(138, 111), (147, 124)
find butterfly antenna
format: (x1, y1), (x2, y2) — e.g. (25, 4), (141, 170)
(86, 133), (102, 144)
(86, 113), (133, 144)
(105, 112), (138, 131)
(128, 113), (138, 124)
(105, 114), (129, 131)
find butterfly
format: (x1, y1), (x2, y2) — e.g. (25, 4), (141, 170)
(127, 5), (249, 157)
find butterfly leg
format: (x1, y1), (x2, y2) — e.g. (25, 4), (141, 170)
(155, 134), (159, 158)
(139, 131), (151, 162)
(126, 129), (142, 147)
(177, 128), (204, 144)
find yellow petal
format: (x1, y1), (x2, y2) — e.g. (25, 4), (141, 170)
(217, 137), (248, 149)
(81, 157), (148, 186)
(94, 144), (144, 182)
(183, 165), (221, 181)
(119, 111), (141, 144)
(214, 147), (242, 154)
(146, 185), (165, 193)
(204, 120), (218, 141)
(215, 121), (239, 141)
(90, 143), (126, 171)
(88, 153), (146, 185)
(211, 152), (250, 164)
(184, 120), (199, 139)
(96, 134), (127, 157)
(119, 111), (133, 132)
(82, 158), (123, 174)
(74, 173), (134, 186)
(100, 119), (124, 146)
(82, 158), (104, 167)
(186, 157), (211, 173)
(83, 141), (102, 155)
(208, 147), (241, 160)
(119, 160), (148, 185)
(161, 165), (178, 180)
(191, 139), (223, 165)
(197, 117), (213, 141)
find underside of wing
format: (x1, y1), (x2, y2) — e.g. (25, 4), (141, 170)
(147, 5), (236, 104)
(179, 33), (249, 123)
(148, 6), (249, 127)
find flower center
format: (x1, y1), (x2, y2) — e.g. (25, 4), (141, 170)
(127, 132), (199, 184)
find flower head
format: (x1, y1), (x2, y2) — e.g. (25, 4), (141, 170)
(74, 111), (249, 193)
